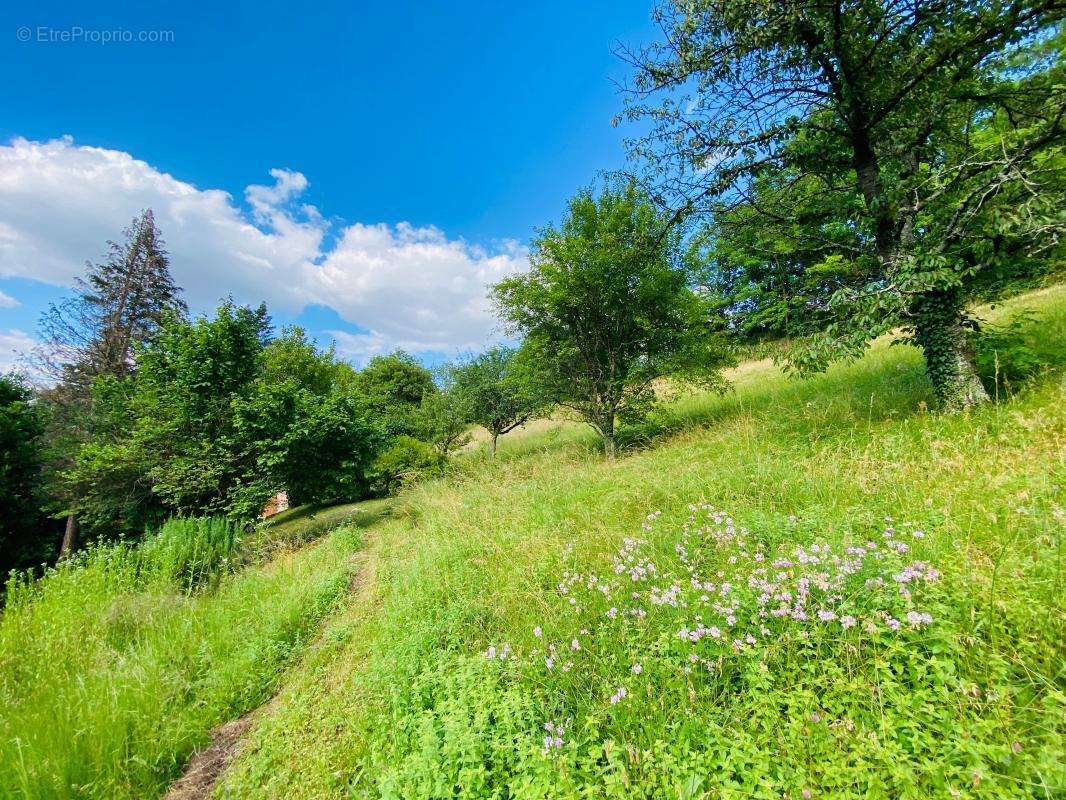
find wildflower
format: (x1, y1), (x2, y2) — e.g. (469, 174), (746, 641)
(571, 638), (581, 651)
(533, 626), (542, 638)
(905, 610), (933, 627)
(802, 790), (812, 799)
(485, 646), (496, 659)
(817, 609), (837, 623)
(541, 720), (566, 755)
(609, 687), (627, 704)
(631, 663), (643, 674)
(840, 615), (857, 629)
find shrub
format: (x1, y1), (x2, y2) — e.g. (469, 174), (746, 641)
(372, 436), (446, 494)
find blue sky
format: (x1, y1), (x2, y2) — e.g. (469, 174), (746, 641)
(0, 1), (659, 369)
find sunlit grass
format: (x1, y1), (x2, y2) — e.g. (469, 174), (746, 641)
(219, 285), (1065, 799)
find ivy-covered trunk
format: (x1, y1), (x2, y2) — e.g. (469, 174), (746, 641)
(911, 290), (989, 411)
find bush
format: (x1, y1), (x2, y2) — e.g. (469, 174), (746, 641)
(372, 436), (446, 494)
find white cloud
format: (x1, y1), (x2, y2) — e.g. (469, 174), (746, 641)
(0, 289), (19, 308)
(0, 329), (35, 373)
(0, 136), (527, 362)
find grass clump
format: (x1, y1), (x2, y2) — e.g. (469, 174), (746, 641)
(218, 286), (1065, 799)
(137, 516), (240, 591)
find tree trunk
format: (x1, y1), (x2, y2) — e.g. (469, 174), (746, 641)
(912, 291), (990, 411)
(60, 513), (78, 559)
(602, 411), (617, 460)
(489, 432), (498, 458)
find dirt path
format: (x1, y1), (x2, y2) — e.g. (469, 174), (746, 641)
(163, 543), (374, 800)
(164, 716), (254, 800)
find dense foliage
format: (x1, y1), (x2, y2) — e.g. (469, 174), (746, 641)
(0, 375), (48, 573)
(68, 303), (386, 532)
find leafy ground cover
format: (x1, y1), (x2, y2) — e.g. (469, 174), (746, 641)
(217, 285), (1065, 799)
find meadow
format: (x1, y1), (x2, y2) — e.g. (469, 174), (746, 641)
(0, 286), (1062, 799)
(215, 285), (1065, 799)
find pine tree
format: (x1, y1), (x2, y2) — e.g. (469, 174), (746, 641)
(38, 209), (186, 384)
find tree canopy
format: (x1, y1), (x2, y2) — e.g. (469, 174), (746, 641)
(449, 346), (545, 457)
(0, 375), (47, 574)
(621, 0), (1065, 408)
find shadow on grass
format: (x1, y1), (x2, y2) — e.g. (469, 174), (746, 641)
(242, 499), (392, 563)
(522, 289), (1066, 460)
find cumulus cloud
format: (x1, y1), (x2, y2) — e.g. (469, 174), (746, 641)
(0, 136), (527, 362)
(0, 329), (35, 373)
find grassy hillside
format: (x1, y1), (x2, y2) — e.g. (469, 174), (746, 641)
(217, 286), (1065, 799)
(0, 502), (384, 800)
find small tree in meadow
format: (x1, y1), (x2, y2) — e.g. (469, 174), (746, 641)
(450, 346), (545, 457)
(493, 184), (732, 458)
(414, 376), (472, 457)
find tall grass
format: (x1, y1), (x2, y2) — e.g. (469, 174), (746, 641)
(0, 514), (366, 799)
(138, 516), (240, 591)
(218, 286), (1065, 799)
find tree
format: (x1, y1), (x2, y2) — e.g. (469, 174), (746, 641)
(620, 0), (1065, 409)
(413, 379), (472, 457)
(353, 351), (438, 436)
(450, 346), (546, 457)
(109, 301), (272, 520)
(36, 209), (186, 385)
(34, 209), (186, 551)
(493, 184), (732, 458)
(69, 309), (388, 529)
(231, 329), (385, 512)
(0, 375), (50, 574)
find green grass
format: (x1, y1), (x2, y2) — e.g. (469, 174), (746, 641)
(217, 285), (1065, 799)
(0, 504), (381, 800)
